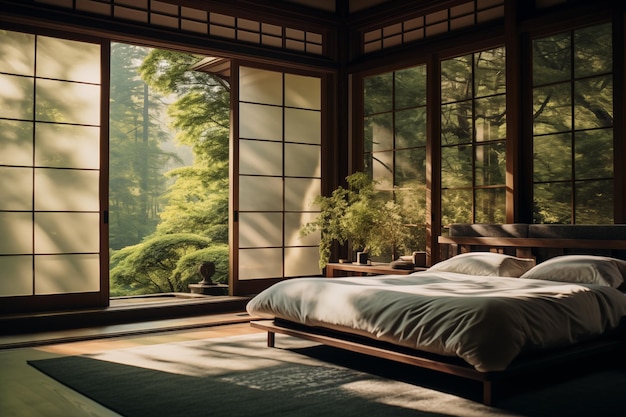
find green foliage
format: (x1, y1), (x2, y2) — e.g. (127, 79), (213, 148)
(110, 234), (213, 295)
(139, 48), (230, 245)
(301, 172), (411, 269)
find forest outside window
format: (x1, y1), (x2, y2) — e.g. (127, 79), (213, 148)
(363, 65), (428, 257)
(440, 47), (507, 226)
(532, 23), (613, 224)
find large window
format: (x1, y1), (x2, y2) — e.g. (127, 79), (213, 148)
(363, 65), (428, 255)
(440, 47), (507, 225)
(532, 23), (613, 224)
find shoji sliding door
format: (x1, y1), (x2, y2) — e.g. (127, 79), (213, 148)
(231, 64), (323, 295)
(0, 29), (108, 313)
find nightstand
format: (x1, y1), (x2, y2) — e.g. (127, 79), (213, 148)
(325, 262), (427, 277)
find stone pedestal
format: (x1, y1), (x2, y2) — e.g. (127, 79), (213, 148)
(188, 282), (228, 295)
(187, 261), (228, 295)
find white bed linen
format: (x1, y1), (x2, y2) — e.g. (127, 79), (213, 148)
(246, 271), (626, 372)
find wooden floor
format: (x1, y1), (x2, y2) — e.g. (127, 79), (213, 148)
(0, 312), (262, 417)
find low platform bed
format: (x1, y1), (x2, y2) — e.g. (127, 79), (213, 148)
(250, 318), (625, 405)
(246, 224), (626, 405)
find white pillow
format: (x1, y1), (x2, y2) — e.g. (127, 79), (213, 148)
(427, 252), (535, 277)
(520, 255), (626, 288)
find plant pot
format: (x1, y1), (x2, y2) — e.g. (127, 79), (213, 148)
(356, 251), (369, 264)
(412, 251), (427, 267)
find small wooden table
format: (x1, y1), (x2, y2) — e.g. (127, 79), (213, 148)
(325, 262), (426, 277)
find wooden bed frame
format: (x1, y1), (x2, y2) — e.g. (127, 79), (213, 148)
(250, 231), (626, 406)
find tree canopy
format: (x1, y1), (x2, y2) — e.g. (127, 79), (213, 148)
(139, 49), (230, 244)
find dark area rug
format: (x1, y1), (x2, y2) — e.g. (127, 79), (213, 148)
(28, 334), (626, 417)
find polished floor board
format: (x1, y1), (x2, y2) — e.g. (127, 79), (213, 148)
(0, 311), (253, 349)
(0, 321), (262, 417)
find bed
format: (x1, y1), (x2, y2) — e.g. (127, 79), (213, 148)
(246, 224), (626, 405)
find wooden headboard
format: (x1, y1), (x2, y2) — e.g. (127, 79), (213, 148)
(438, 224), (626, 262)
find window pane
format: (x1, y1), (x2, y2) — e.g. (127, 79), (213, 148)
(575, 180), (613, 224)
(475, 141), (505, 186)
(238, 248), (283, 279)
(475, 187), (506, 223)
(574, 23), (612, 78)
(441, 54), (472, 103)
(441, 188), (473, 225)
(35, 254), (100, 295)
(0, 30), (35, 75)
(36, 79), (100, 125)
(364, 72), (393, 114)
(534, 183), (572, 224)
(441, 145), (472, 188)
(285, 108), (321, 144)
(35, 124), (100, 169)
(574, 76), (613, 130)
(239, 66), (282, 105)
(395, 148), (426, 187)
(475, 95), (506, 141)
(239, 103), (282, 140)
(0, 256), (33, 296)
(285, 247), (321, 277)
(371, 150), (393, 190)
(285, 212), (319, 246)
(238, 212), (282, 247)
(575, 129), (613, 180)
(0, 120), (33, 166)
(34, 169), (100, 211)
(0, 73), (34, 120)
(474, 47), (506, 97)
(395, 66), (426, 109)
(239, 140), (282, 176)
(285, 74), (320, 110)
(396, 188), (427, 224)
(534, 133), (571, 182)
(365, 113), (393, 151)
(533, 83), (571, 135)
(285, 143), (321, 178)
(34, 213), (100, 253)
(395, 108), (426, 148)
(0, 167), (33, 210)
(285, 178), (320, 211)
(0, 212), (32, 254)
(533, 33), (571, 86)
(37, 36), (101, 83)
(239, 176), (283, 211)
(406, 226), (427, 253)
(441, 101), (472, 145)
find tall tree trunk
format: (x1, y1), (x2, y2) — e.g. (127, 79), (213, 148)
(139, 82), (150, 239)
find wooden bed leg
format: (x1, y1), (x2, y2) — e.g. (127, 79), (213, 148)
(267, 331), (275, 347)
(483, 381), (492, 406)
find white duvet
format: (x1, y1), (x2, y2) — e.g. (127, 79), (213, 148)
(246, 271), (626, 372)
